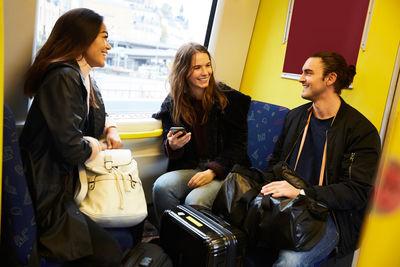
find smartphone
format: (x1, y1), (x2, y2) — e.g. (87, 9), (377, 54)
(170, 126), (187, 136)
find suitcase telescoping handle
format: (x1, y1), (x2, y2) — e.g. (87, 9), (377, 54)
(179, 205), (239, 267)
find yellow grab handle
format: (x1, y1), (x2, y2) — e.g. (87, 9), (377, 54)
(119, 128), (163, 139)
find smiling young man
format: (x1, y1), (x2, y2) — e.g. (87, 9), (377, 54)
(260, 52), (381, 266)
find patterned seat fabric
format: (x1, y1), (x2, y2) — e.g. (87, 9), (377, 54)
(247, 100), (289, 171)
(2, 104), (37, 265)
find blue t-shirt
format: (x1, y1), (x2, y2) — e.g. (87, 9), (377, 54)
(289, 115), (333, 185)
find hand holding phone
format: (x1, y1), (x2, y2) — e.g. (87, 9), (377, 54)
(168, 126), (190, 150)
(170, 126), (187, 137)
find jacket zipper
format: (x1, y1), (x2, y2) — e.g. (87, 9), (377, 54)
(349, 152), (355, 180)
(329, 152), (356, 256)
(344, 152), (356, 254)
(331, 210), (340, 254)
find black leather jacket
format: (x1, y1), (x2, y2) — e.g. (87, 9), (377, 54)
(152, 83), (252, 179)
(20, 61), (106, 261)
(265, 98), (381, 257)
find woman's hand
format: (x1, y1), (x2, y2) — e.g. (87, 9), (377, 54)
(106, 127), (123, 149)
(261, 180), (301, 198)
(188, 169), (216, 188)
(83, 136), (107, 160)
(167, 130), (191, 150)
(99, 141), (107, 150)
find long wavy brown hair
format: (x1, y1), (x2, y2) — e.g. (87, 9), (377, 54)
(24, 8), (103, 105)
(169, 42), (228, 126)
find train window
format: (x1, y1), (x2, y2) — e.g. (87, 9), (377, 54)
(35, 0), (215, 119)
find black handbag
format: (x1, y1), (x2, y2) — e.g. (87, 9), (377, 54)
(212, 164), (265, 228)
(244, 161), (329, 251)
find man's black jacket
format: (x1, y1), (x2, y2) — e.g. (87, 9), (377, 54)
(265, 98), (381, 257)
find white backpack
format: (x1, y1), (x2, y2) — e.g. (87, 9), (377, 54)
(74, 149), (147, 227)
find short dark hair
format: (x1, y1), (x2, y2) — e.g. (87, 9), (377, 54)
(311, 52), (356, 94)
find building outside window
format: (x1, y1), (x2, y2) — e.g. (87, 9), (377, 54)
(35, 0), (213, 118)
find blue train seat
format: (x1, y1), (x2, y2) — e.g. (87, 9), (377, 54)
(1, 104), (138, 266)
(247, 100), (289, 171)
(2, 104), (39, 265)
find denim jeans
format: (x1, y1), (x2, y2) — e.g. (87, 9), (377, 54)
(152, 168), (224, 226)
(272, 216), (339, 267)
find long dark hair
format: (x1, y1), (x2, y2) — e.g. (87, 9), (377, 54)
(311, 51), (356, 94)
(24, 8), (103, 97)
(169, 42), (228, 126)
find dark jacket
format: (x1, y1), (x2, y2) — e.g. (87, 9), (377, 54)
(265, 98), (381, 257)
(152, 84), (252, 179)
(19, 61), (106, 261)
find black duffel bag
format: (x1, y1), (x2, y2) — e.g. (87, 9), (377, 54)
(212, 164), (265, 228)
(243, 161), (329, 251)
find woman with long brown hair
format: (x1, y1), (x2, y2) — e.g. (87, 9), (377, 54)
(152, 42), (252, 225)
(19, 8), (137, 266)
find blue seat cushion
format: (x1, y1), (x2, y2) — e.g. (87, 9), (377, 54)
(247, 101), (289, 171)
(2, 104), (37, 265)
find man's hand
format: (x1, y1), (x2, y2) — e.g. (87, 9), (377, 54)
(261, 180), (301, 198)
(188, 169), (216, 188)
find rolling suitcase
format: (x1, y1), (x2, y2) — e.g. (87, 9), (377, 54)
(160, 205), (247, 267)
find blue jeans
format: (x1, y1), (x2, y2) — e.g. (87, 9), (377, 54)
(272, 216), (339, 267)
(152, 168), (224, 226)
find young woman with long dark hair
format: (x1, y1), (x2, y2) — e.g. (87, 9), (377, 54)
(20, 8), (140, 266)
